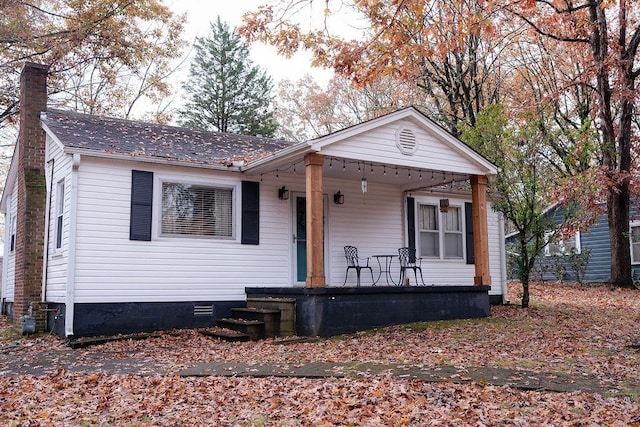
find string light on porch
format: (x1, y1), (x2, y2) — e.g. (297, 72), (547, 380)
(260, 158), (470, 195)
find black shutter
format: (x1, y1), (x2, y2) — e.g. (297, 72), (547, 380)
(465, 202), (475, 264)
(130, 170), (153, 241)
(407, 197), (416, 251)
(241, 181), (259, 245)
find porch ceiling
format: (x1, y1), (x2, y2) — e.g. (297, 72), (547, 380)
(248, 154), (471, 191)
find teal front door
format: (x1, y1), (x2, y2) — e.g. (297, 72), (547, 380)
(293, 193), (328, 285)
(295, 195), (307, 283)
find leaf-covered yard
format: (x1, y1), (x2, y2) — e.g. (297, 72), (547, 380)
(1, 282), (639, 426)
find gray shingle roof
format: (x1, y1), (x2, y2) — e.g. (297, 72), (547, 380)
(42, 109), (292, 166)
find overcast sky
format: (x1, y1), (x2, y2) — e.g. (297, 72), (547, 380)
(167, 0), (336, 86)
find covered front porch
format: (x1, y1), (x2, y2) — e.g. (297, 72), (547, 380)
(241, 108), (503, 335)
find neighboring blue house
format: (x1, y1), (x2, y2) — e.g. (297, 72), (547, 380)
(506, 201), (640, 283)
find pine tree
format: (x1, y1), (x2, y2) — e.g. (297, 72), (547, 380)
(179, 17), (277, 137)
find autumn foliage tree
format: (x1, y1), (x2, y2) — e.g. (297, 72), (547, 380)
(241, 0), (514, 136)
(507, 0), (640, 288)
(0, 0), (186, 126)
(242, 0), (640, 289)
(275, 74), (424, 140)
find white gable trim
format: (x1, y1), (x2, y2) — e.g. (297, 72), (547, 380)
(309, 107), (497, 175)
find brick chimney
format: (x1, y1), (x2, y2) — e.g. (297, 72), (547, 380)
(14, 62), (48, 331)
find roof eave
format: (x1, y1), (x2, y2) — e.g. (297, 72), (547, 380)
(63, 147), (240, 172)
(243, 141), (314, 174)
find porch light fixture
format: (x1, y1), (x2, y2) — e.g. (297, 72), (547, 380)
(361, 177), (368, 193)
(333, 191), (344, 205)
(278, 186), (289, 200)
(439, 198), (450, 213)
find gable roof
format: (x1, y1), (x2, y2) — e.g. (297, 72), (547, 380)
(41, 109), (292, 167)
(246, 106), (499, 176)
(309, 106), (498, 175)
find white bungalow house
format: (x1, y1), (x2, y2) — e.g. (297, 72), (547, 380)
(1, 63), (506, 338)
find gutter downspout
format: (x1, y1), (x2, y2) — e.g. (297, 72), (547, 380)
(64, 153), (80, 337)
(498, 212), (509, 304)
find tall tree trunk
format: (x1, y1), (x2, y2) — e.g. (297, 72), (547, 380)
(521, 276), (530, 308)
(608, 182), (633, 287)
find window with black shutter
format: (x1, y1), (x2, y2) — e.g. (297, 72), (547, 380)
(130, 170), (154, 241)
(241, 181), (259, 245)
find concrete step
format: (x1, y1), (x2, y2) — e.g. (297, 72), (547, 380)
(216, 318), (264, 341)
(231, 308), (281, 338)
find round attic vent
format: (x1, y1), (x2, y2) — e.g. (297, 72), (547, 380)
(396, 127), (418, 155)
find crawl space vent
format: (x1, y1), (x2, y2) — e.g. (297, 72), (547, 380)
(396, 127), (418, 155)
(193, 304), (214, 316)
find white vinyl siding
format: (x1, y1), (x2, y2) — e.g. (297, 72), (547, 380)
(44, 137), (73, 303)
(68, 157), (507, 302)
(72, 158), (286, 303)
(327, 179), (404, 287)
(319, 118), (489, 176)
(3, 188), (18, 302)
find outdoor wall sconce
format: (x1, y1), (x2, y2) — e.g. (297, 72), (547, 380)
(278, 186), (289, 200)
(333, 191), (344, 205)
(439, 198), (449, 213)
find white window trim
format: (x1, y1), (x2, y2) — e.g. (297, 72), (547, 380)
(416, 198), (466, 261)
(154, 175), (238, 241)
(54, 179), (65, 251)
(544, 231), (581, 257)
(630, 221), (640, 265)
(7, 198), (15, 253)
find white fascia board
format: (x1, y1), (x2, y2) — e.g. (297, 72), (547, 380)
(243, 141), (314, 174)
(62, 147), (238, 173)
(41, 120), (65, 154)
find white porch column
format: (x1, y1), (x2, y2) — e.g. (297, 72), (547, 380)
(305, 153), (326, 288)
(471, 174), (492, 285)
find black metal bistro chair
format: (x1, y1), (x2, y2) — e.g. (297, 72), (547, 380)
(398, 247), (426, 286)
(343, 245), (374, 287)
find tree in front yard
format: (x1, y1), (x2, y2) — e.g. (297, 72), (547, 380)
(507, 0), (640, 288)
(179, 17), (277, 137)
(462, 105), (584, 307)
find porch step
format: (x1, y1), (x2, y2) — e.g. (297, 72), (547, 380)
(231, 308), (281, 339)
(216, 318), (264, 341)
(200, 328), (250, 342)
(246, 298), (296, 337)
